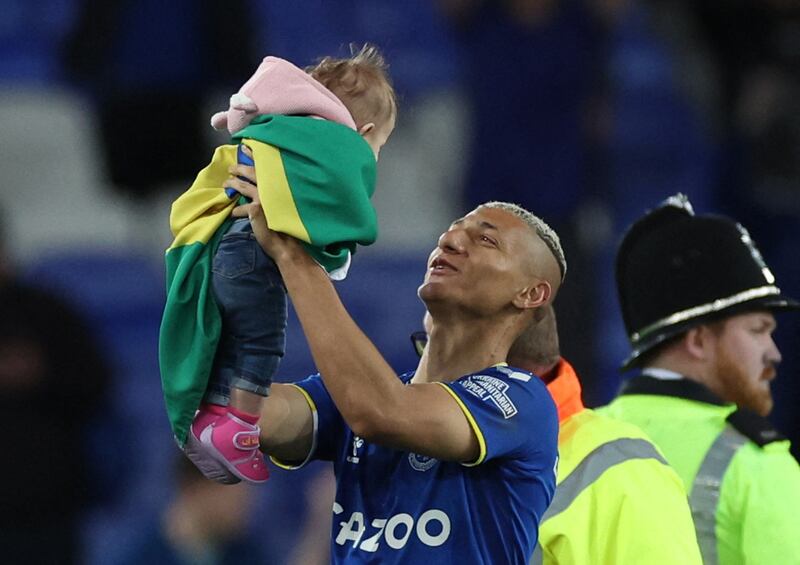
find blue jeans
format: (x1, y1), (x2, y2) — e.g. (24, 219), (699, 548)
(205, 218), (287, 405)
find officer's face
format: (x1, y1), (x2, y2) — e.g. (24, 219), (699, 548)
(710, 311), (781, 416)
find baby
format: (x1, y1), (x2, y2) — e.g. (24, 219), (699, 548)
(160, 45), (396, 484)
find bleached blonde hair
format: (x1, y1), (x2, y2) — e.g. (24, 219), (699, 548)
(481, 201), (567, 283)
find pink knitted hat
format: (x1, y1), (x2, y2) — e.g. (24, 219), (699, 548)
(210, 56), (357, 134)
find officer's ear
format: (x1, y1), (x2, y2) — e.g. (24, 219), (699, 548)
(684, 325), (717, 362)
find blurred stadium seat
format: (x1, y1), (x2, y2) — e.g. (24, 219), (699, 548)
(0, 88), (132, 263)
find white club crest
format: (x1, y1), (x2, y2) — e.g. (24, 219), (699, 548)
(408, 453), (438, 472)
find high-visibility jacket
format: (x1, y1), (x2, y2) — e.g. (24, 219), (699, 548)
(532, 360), (702, 564)
(601, 373), (800, 564)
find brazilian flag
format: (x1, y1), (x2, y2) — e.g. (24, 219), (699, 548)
(159, 115), (377, 446)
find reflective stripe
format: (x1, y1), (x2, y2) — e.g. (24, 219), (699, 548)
(530, 438), (668, 564)
(689, 426), (747, 565)
(546, 438), (667, 520)
(630, 285), (781, 343)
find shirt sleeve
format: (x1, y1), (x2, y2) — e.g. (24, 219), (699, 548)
(437, 366), (559, 467)
(722, 441), (800, 564)
(270, 373), (346, 469)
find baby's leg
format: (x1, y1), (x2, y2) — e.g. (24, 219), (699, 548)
(213, 220), (287, 412)
(230, 387), (265, 416)
(206, 218), (288, 405)
(198, 218), (287, 483)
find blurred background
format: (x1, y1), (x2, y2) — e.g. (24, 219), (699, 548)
(0, 0), (798, 563)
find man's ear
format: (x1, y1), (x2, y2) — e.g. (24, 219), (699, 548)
(684, 326), (715, 361)
(513, 281), (551, 310)
(358, 122), (375, 136)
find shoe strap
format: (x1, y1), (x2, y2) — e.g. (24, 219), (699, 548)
(233, 429), (261, 451)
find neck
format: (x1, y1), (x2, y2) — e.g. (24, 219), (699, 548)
(413, 312), (523, 383)
(645, 353), (711, 389)
(532, 362), (559, 383)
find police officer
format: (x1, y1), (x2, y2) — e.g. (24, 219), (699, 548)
(601, 195), (800, 564)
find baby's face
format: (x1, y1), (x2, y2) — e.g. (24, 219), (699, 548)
(361, 115), (396, 161)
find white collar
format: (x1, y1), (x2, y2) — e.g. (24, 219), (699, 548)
(641, 367), (684, 381)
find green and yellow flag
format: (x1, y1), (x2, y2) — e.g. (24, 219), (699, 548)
(160, 115), (377, 446)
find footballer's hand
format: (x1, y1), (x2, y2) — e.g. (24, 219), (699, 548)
(229, 171), (311, 269)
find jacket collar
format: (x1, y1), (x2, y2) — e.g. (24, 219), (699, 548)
(544, 358), (585, 423)
(619, 373), (729, 406)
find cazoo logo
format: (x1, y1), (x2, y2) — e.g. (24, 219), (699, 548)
(332, 505), (451, 553)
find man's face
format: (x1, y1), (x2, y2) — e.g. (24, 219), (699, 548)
(709, 311), (782, 416)
(418, 206), (541, 315)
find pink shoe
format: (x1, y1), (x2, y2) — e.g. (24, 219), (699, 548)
(200, 412), (270, 484)
(184, 404), (240, 484)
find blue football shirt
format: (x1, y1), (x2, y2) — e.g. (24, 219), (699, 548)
(273, 365), (559, 564)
